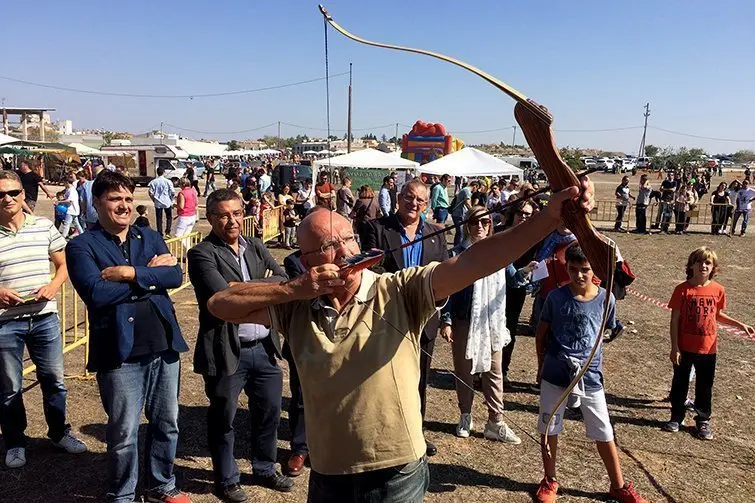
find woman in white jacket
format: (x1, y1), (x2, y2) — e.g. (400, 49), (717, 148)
(441, 206), (533, 444)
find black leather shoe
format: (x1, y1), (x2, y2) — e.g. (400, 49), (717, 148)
(426, 440), (438, 457)
(252, 472), (294, 493)
(215, 483), (248, 503)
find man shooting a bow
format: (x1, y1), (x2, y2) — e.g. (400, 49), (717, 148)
(207, 179), (594, 502)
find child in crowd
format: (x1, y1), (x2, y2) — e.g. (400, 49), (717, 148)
(54, 190), (68, 230)
(535, 244), (646, 503)
(133, 204), (150, 228)
(282, 199), (298, 249)
(663, 247), (754, 439)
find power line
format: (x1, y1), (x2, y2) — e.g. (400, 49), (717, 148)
(648, 126), (755, 143)
(163, 122), (278, 135)
(281, 121), (395, 132)
(0, 72), (349, 99)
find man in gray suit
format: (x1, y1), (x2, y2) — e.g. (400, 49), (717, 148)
(187, 189), (293, 502)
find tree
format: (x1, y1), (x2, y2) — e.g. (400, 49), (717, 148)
(643, 144), (660, 157)
(559, 147), (584, 172)
(733, 150), (755, 163)
(381, 134), (387, 142)
(227, 140), (240, 151)
(328, 135), (339, 141)
(262, 135), (279, 148)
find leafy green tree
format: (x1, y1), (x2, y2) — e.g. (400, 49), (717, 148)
(227, 140), (240, 151)
(643, 144), (659, 157)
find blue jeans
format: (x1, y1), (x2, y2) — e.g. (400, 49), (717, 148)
(307, 455), (429, 503)
(96, 352), (180, 503)
(433, 207), (448, 224)
(203, 341), (283, 487)
(733, 210), (751, 234)
(0, 313), (69, 447)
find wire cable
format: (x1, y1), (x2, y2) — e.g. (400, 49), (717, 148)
(0, 72), (349, 99)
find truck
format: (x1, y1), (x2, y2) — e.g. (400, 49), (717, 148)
(100, 143), (204, 186)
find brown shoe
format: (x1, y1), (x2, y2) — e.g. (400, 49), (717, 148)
(287, 453), (307, 477)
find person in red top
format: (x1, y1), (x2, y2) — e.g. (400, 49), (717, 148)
(663, 246), (754, 440)
(314, 172), (335, 209)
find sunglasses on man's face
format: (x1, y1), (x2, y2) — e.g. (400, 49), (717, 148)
(0, 189), (23, 199)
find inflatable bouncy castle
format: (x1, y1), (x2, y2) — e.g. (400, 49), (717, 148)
(401, 121), (464, 165)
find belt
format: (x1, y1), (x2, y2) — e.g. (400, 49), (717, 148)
(240, 338), (264, 348)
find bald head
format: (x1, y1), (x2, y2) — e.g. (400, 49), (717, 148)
(297, 210), (359, 269)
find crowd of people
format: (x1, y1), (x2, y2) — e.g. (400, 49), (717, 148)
(617, 167), (754, 236)
(1, 159), (754, 503)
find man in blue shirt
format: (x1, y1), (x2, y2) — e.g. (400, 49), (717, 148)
(378, 176), (395, 217)
(66, 171), (190, 503)
(147, 167), (175, 237)
(362, 178), (449, 457)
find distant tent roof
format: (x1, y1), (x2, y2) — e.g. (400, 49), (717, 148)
(419, 148), (523, 177)
(67, 142), (104, 155)
(313, 148), (419, 169)
(0, 133), (20, 145)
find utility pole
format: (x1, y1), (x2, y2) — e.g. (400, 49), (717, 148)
(394, 123), (399, 152)
(638, 102), (650, 158)
(511, 125), (517, 147)
(160, 121), (164, 143)
(277, 121), (281, 149)
(347, 63), (353, 153)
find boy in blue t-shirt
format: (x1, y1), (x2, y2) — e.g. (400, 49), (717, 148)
(54, 190), (69, 230)
(533, 244), (645, 503)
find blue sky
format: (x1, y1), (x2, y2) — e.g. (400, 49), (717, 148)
(2, 0), (753, 153)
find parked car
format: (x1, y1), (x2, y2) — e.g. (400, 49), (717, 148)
(636, 156), (652, 169)
(164, 160), (206, 186)
(581, 157), (597, 168)
(597, 157), (615, 172)
(621, 158), (636, 173)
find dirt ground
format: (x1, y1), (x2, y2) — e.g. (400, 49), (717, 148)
(2, 172), (754, 503)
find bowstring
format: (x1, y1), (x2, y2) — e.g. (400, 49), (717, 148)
(324, 15), (335, 266)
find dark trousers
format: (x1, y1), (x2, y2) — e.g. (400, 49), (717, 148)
(675, 210), (687, 232)
(670, 352), (716, 423)
(615, 204), (626, 229)
(503, 288), (527, 376)
(282, 343), (308, 455)
(203, 341), (282, 487)
(452, 215), (464, 246)
(635, 204), (648, 233)
(307, 456), (429, 503)
(711, 205), (726, 233)
(418, 334), (436, 421)
(155, 207), (173, 235)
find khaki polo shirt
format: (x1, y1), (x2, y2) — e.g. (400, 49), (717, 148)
(269, 262), (440, 475)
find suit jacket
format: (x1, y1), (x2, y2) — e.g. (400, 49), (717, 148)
(188, 232), (286, 377)
(362, 214), (449, 341)
(66, 224), (187, 372)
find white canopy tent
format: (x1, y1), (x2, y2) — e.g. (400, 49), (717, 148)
(67, 142), (105, 155)
(419, 147), (523, 177)
(313, 148), (419, 170)
(0, 133), (20, 146)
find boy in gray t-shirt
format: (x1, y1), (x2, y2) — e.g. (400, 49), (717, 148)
(534, 244), (646, 503)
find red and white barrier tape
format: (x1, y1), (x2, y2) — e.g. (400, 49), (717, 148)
(626, 287), (754, 340)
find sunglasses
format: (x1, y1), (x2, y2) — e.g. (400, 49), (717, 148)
(0, 189), (23, 199)
(516, 210), (533, 217)
(470, 218), (491, 227)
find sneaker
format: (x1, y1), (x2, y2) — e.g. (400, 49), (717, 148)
(696, 421), (713, 440)
(5, 447), (26, 469)
(662, 420), (680, 433)
(51, 432), (88, 454)
(608, 481), (647, 503)
(610, 321), (626, 342)
(456, 413), (473, 438)
(483, 420), (521, 444)
(214, 483), (248, 503)
(252, 472), (294, 493)
(535, 477), (559, 503)
(146, 488), (192, 503)
(685, 399), (696, 412)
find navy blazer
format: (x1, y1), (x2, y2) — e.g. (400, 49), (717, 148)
(66, 224), (188, 372)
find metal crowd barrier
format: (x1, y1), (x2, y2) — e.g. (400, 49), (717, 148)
(23, 207), (286, 380)
(588, 200), (734, 234)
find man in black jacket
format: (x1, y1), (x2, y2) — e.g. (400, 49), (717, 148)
(187, 189), (293, 502)
(362, 178), (449, 456)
